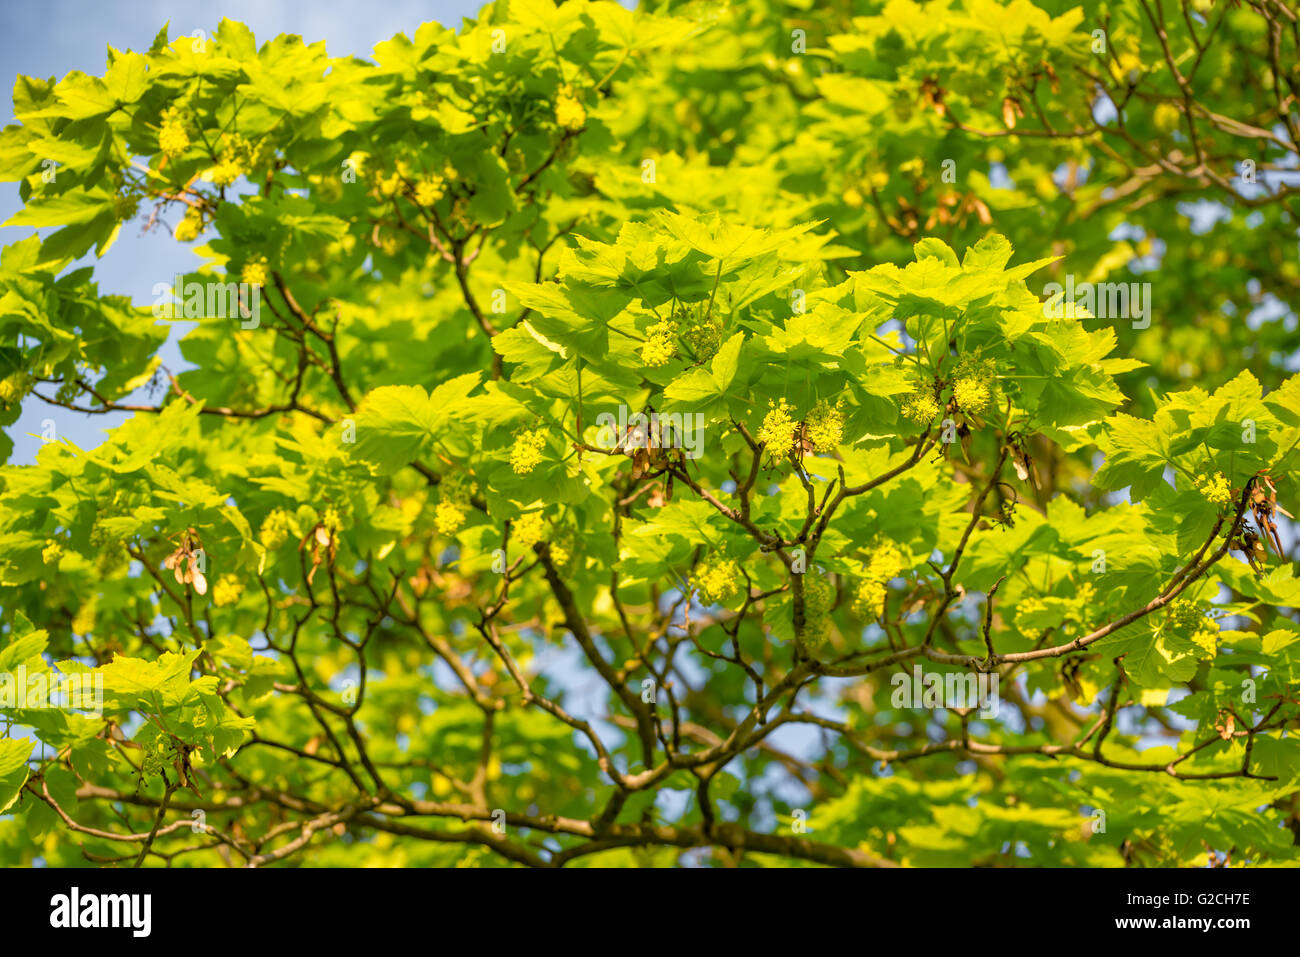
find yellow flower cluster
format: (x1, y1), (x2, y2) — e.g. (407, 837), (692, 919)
(805, 398), (845, 451)
(159, 106), (190, 157)
(241, 256), (269, 287)
(1196, 472), (1232, 507)
(42, 539), (63, 565)
(1015, 596), (1047, 623)
(173, 208), (202, 242)
(212, 574), (245, 607)
(641, 320), (678, 367)
(209, 156), (243, 186)
(141, 737), (175, 778)
(435, 500), (467, 536)
(757, 398), (797, 458)
(548, 528), (575, 567)
(510, 429), (547, 475)
(208, 135), (250, 186)
(555, 85), (586, 130)
(259, 508), (299, 551)
(901, 388), (940, 424)
(435, 473), (477, 536)
(513, 511), (546, 549)
(321, 506), (343, 535)
(952, 377), (991, 415)
(1166, 598), (1219, 657)
(951, 355), (997, 416)
(208, 134), (263, 187)
(681, 306), (723, 360)
(1165, 598), (1202, 629)
(414, 173), (446, 206)
(852, 579), (887, 619)
(1068, 581), (1099, 632)
(853, 540), (903, 618)
(866, 540), (904, 581)
(694, 553), (741, 604)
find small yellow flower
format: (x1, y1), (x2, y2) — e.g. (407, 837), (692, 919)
(510, 429), (547, 475)
(259, 508), (298, 550)
(804, 398), (845, 451)
(1015, 596), (1047, 622)
(433, 470), (476, 536)
(212, 574), (244, 607)
(1167, 598), (1219, 658)
(513, 511), (546, 549)
(442, 472), (477, 501)
(321, 506), (343, 535)
(173, 210), (202, 242)
(953, 377), (991, 415)
(555, 85), (586, 130)
(241, 256), (268, 287)
(866, 540), (904, 582)
(901, 390), (940, 424)
(414, 174), (446, 206)
(695, 554), (741, 604)
(680, 307), (723, 360)
(208, 155), (244, 186)
(435, 500), (467, 536)
(548, 530), (574, 567)
(757, 398), (798, 458)
(1189, 622), (1219, 658)
(1071, 582), (1097, 631)
(852, 578), (887, 618)
(640, 320), (678, 367)
(1196, 472), (1232, 507)
(42, 539), (64, 565)
(159, 107), (190, 157)
(852, 539), (902, 618)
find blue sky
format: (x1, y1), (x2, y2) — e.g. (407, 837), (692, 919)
(1, 0), (487, 463)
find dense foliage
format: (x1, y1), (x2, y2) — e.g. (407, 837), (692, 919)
(1, 0), (1299, 867)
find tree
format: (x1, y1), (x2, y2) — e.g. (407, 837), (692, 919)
(0, 0), (1298, 868)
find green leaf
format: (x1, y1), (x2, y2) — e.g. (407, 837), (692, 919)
(0, 738), (34, 813)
